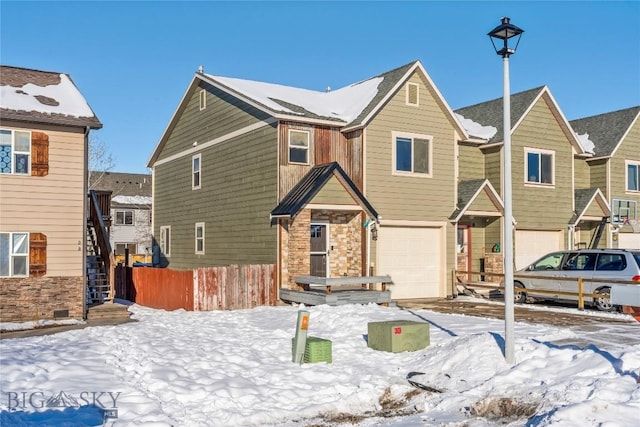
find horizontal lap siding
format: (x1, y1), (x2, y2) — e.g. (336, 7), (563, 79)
(366, 73), (457, 221)
(458, 144), (485, 180)
(483, 146), (502, 193)
(588, 159), (607, 196)
(574, 158), (590, 190)
(511, 98), (574, 238)
(0, 121), (85, 276)
(153, 85), (278, 270)
(610, 123), (640, 205)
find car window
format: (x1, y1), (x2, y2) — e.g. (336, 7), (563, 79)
(631, 252), (640, 268)
(532, 253), (564, 271)
(596, 254), (627, 271)
(563, 253), (596, 271)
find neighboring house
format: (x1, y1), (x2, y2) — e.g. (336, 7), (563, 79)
(455, 86), (610, 270)
(148, 60), (474, 300)
(0, 65), (102, 322)
(570, 106), (640, 249)
(89, 171), (153, 262)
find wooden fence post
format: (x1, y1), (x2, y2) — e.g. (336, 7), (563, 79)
(578, 277), (584, 311)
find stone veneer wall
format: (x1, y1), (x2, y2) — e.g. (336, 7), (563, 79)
(280, 209), (363, 289)
(0, 276), (84, 322)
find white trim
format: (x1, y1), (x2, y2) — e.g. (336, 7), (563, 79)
(379, 219), (446, 227)
(0, 128), (32, 175)
(405, 82), (419, 106)
(524, 147), (555, 186)
(199, 89), (206, 111)
(288, 128), (310, 165)
(195, 222), (205, 255)
(306, 203), (362, 211)
(153, 118), (277, 167)
(625, 159), (640, 193)
(192, 153), (202, 190)
(362, 127), (367, 195)
(0, 231), (29, 277)
(160, 225), (171, 257)
(391, 131), (433, 178)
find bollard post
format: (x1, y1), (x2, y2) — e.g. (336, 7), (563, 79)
(292, 310), (310, 364)
(578, 277), (584, 311)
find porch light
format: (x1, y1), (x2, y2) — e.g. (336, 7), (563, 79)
(371, 223), (378, 241)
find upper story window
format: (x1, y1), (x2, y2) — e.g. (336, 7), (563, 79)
(392, 132), (432, 177)
(525, 148), (554, 185)
(406, 83), (419, 106)
(199, 89), (206, 110)
(192, 154), (201, 190)
(115, 210), (134, 225)
(0, 232), (29, 277)
(288, 129), (309, 164)
(160, 226), (171, 257)
(195, 222), (205, 255)
(627, 161), (639, 192)
(0, 129), (31, 175)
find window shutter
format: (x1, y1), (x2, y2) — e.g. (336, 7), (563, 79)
(31, 132), (49, 177)
(29, 232), (47, 277)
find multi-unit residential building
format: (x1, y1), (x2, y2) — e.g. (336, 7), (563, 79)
(0, 65), (102, 321)
(145, 60), (638, 302)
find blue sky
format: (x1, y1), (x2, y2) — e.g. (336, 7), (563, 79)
(2, 1), (639, 174)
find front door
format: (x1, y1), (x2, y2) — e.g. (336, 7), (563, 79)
(310, 223), (329, 277)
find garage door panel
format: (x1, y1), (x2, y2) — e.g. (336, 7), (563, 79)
(515, 230), (563, 270)
(618, 233), (640, 249)
(377, 226), (442, 299)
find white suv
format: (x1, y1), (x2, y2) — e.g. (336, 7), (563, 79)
(514, 249), (640, 311)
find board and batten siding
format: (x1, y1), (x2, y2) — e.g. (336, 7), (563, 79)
(156, 81), (273, 163)
(278, 123), (363, 201)
(510, 97), (574, 241)
(0, 121), (85, 276)
(610, 121), (640, 206)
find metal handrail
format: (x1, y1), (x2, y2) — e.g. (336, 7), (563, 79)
(89, 190), (116, 301)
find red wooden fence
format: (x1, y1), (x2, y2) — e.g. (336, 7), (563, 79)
(116, 264), (276, 311)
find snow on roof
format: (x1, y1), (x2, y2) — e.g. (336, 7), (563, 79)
(208, 74), (384, 123)
(455, 113), (498, 140)
(0, 73), (95, 118)
(575, 132), (596, 155)
(112, 195), (152, 205)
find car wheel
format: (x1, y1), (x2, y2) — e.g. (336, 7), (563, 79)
(593, 287), (614, 312)
(514, 282), (527, 304)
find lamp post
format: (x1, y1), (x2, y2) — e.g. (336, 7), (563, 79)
(488, 17), (524, 364)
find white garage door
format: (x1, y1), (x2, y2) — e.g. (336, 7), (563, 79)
(377, 226), (442, 300)
(618, 232), (640, 249)
(515, 230), (564, 270)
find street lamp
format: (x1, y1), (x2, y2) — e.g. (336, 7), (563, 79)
(488, 17), (524, 365)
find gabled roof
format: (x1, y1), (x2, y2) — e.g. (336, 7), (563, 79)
(0, 65), (102, 129)
(89, 171), (152, 208)
(149, 60), (468, 167)
(449, 179), (504, 222)
(270, 162), (378, 220)
(454, 86), (589, 154)
(570, 188), (610, 225)
(569, 106), (640, 158)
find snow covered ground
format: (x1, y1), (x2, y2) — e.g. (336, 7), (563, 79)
(1, 300), (639, 426)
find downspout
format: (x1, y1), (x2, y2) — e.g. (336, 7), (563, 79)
(82, 126), (90, 319)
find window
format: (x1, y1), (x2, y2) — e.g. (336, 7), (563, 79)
(288, 130), (309, 164)
(192, 154), (201, 190)
(0, 232), (29, 277)
(160, 226), (171, 257)
(627, 161), (639, 192)
(199, 89), (206, 110)
(526, 149), (554, 185)
(596, 254), (626, 271)
(115, 243), (137, 255)
(406, 83), (419, 106)
(393, 132), (431, 176)
(562, 253), (596, 271)
(0, 129), (31, 175)
(195, 222), (205, 255)
(532, 252), (564, 271)
(115, 210), (134, 225)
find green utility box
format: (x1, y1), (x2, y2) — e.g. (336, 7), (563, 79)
(292, 336), (332, 363)
(367, 320), (429, 353)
